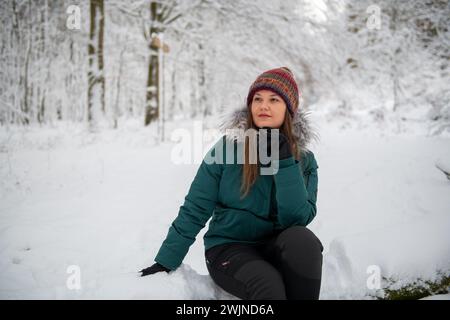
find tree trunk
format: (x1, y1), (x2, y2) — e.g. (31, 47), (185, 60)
(144, 50), (159, 126)
(198, 43), (209, 118)
(391, 5), (400, 112)
(113, 48), (125, 129)
(169, 68), (177, 122)
(23, 34), (31, 125)
(144, 1), (162, 126)
(87, 0), (105, 129)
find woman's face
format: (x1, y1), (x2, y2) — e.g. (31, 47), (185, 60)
(250, 90), (287, 129)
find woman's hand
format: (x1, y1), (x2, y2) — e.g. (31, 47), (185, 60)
(258, 126), (293, 162)
(140, 262), (171, 276)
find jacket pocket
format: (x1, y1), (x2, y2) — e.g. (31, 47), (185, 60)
(216, 208), (273, 242)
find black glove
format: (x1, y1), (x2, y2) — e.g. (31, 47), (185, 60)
(257, 127), (292, 164)
(140, 262), (171, 277)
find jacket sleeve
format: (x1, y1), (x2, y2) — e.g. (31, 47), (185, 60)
(273, 151), (319, 228)
(153, 137), (224, 271)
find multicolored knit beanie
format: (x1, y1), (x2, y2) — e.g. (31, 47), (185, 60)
(246, 67), (300, 117)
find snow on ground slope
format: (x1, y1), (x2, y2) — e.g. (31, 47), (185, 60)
(0, 114), (449, 299)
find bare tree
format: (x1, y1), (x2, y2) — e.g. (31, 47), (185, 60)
(87, 0), (105, 130)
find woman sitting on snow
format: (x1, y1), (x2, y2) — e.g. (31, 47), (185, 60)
(141, 67), (323, 300)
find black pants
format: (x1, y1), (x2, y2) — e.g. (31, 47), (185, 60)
(205, 226), (324, 300)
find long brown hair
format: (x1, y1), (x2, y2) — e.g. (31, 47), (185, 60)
(239, 108), (301, 200)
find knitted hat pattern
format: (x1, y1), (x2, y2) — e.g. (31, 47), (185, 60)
(246, 67), (300, 117)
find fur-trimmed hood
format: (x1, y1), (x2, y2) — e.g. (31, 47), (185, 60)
(218, 105), (320, 154)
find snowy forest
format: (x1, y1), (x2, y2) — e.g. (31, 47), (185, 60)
(1, 0), (449, 133)
(0, 0), (449, 300)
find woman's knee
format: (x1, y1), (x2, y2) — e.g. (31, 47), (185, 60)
(276, 226), (324, 253)
(274, 226), (323, 279)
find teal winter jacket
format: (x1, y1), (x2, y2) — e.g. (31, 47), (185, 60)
(154, 106), (319, 271)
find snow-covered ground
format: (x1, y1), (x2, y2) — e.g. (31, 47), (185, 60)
(0, 111), (449, 299)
